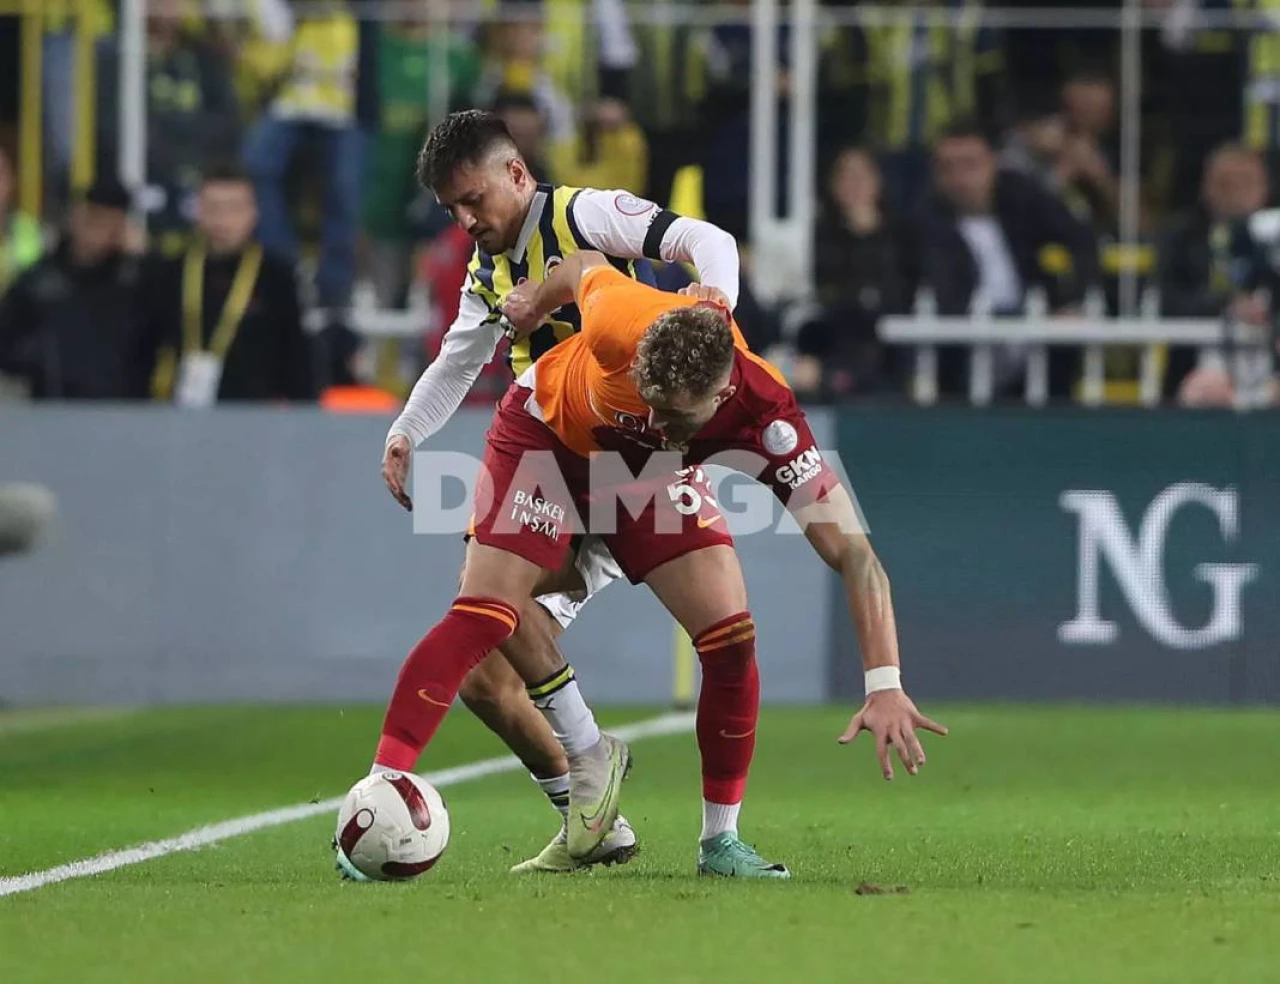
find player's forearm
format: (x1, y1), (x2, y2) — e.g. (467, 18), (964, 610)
(796, 489), (899, 671)
(387, 356), (482, 448)
(660, 218), (741, 309)
(390, 290), (504, 447)
(837, 539), (901, 672)
(532, 251), (604, 317)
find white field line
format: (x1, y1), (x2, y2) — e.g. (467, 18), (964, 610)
(0, 711), (695, 899)
(0, 707), (139, 737)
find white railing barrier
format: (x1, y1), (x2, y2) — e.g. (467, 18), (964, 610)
(317, 287), (1269, 411)
(305, 307), (428, 339)
(878, 287), (1268, 408)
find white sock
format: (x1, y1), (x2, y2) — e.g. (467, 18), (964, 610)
(533, 772), (571, 820)
(701, 800), (741, 841)
(368, 763), (397, 776)
(527, 666), (602, 757)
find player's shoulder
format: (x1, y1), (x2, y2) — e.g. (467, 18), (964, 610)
(581, 261), (648, 299)
(704, 400), (816, 495)
(578, 265), (637, 322)
(735, 349), (796, 404)
(711, 352), (804, 438)
(550, 183), (580, 213)
(565, 186), (661, 223)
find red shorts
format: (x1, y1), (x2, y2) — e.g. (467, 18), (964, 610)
(471, 386), (734, 584)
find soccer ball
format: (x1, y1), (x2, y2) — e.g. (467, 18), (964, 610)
(333, 771), (450, 882)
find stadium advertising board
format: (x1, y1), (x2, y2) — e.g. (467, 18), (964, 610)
(830, 409), (1279, 703)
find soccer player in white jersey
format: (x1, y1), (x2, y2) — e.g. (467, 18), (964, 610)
(378, 111), (741, 873)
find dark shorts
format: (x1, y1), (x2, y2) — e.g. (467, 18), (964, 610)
(470, 386), (734, 584)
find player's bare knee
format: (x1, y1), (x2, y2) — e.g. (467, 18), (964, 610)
(497, 601), (565, 681)
(646, 546), (750, 637)
(503, 606), (559, 660)
(457, 669), (494, 708)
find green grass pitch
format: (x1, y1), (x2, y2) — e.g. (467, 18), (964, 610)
(1, 704), (1278, 983)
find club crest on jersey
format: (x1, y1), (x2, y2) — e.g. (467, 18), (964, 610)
(762, 420), (799, 456)
(776, 448), (823, 490)
(614, 410), (647, 433)
(614, 193), (656, 217)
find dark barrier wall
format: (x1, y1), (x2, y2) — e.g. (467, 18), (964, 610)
(830, 409), (1279, 704)
(4, 406), (1276, 706)
(0, 407), (835, 706)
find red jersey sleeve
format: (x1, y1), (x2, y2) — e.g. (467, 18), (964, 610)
(754, 404), (842, 509)
(724, 355), (843, 509)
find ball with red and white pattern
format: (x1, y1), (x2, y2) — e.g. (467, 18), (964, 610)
(334, 772), (450, 882)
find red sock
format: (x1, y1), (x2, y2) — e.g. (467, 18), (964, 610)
(693, 613), (759, 805)
(375, 596), (519, 771)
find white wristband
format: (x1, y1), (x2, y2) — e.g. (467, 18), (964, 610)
(864, 666), (902, 695)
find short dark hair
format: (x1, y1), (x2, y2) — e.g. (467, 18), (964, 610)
(81, 176), (131, 211)
(632, 304), (736, 402)
(201, 162), (252, 187)
(416, 110), (519, 191)
(935, 118), (991, 147)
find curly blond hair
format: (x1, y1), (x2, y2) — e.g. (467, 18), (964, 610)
(632, 305), (735, 403)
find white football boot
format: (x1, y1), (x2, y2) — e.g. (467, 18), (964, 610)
(566, 732), (632, 860)
(509, 816), (639, 874)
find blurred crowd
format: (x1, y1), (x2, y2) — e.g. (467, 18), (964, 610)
(0, 0), (1278, 408)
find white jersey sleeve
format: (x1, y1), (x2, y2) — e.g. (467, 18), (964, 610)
(386, 287), (503, 449)
(569, 188), (741, 308)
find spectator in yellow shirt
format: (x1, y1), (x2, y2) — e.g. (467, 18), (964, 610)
(551, 97), (648, 196)
(241, 0), (378, 315)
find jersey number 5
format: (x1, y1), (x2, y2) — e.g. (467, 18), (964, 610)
(667, 468), (717, 516)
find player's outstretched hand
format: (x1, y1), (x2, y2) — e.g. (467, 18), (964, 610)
(678, 283), (732, 312)
(500, 281), (543, 337)
(839, 689), (947, 780)
(382, 435), (413, 511)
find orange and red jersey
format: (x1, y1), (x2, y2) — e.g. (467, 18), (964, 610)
(520, 266), (839, 508)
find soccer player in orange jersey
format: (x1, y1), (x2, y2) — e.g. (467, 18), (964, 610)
(365, 252), (946, 877)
